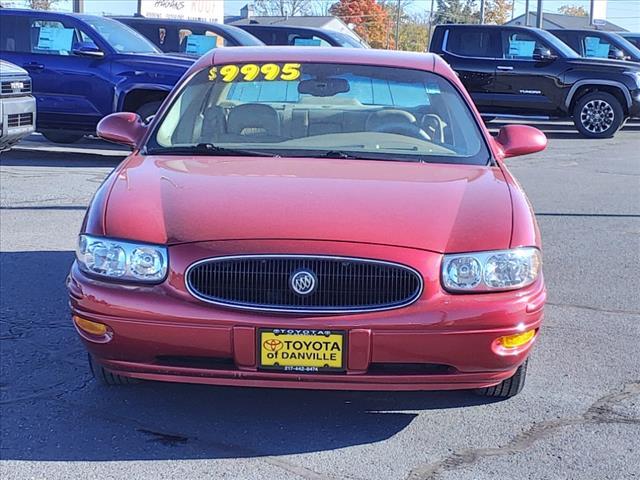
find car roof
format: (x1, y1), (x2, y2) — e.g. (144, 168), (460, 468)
(436, 23), (542, 31)
(191, 46), (444, 76)
(0, 7), (102, 22)
(113, 16), (235, 30)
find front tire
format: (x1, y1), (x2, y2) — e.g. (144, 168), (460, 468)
(89, 354), (139, 386)
(474, 359), (528, 398)
(41, 130), (84, 144)
(573, 91), (624, 138)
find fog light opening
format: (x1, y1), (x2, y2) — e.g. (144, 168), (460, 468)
(73, 316), (112, 341)
(498, 329), (536, 349)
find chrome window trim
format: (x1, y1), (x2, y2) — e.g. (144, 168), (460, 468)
(185, 254), (425, 314)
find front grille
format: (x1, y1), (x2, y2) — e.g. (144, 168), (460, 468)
(1, 79), (31, 95)
(7, 113), (33, 128)
(186, 255), (423, 313)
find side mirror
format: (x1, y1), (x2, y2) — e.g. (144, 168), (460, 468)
(97, 112), (147, 149)
(494, 125), (547, 158)
(533, 47), (554, 62)
(608, 48), (625, 60)
(72, 42), (104, 58)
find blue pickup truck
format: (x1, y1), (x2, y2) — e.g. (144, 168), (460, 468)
(0, 8), (193, 143)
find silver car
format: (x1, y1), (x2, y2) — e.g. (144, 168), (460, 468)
(0, 60), (36, 151)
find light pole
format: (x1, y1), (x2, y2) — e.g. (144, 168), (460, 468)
(479, 0), (485, 24)
(72, 0), (83, 13)
(536, 0), (543, 28)
(525, 0), (530, 26)
(395, 0), (401, 50)
(427, 0), (435, 51)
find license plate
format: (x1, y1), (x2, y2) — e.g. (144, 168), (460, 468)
(258, 328), (346, 373)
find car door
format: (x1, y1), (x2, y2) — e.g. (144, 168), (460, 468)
(492, 29), (565, 116)
(438, 27), (500, 113)
(18, 15), (114, 132)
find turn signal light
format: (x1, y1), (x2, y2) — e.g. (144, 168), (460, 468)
(73, 316), (109, 336)
(498, 329), (536, 349)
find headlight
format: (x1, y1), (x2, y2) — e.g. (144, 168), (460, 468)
(76, 235), (168, 283)
(442, 247), (541, 292)
(624, 71), (640, 88)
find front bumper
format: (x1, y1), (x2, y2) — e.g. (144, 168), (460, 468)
(68, 241), (546, 391)
(0, 95), (36, 150)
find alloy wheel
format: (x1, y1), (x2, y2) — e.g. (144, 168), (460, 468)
(580, 99), (615, 134)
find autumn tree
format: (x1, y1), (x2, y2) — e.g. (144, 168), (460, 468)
(27, 0), (59, 9)
(433, 0), (479, 24)
(330, 0), (393, 49)
(254, 0), (314, 16)
(484, 0), (513, 25)
(398, 13), (430, 52)
(558, 4), (588, 16)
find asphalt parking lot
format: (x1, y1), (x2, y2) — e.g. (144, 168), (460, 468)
(1, 122), (639, 479)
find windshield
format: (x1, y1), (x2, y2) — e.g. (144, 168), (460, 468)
(81, 16), (160, 54)
(536, 29), (580, 58)
(332, 32), (369, 48)
(150, 63), (490, 165)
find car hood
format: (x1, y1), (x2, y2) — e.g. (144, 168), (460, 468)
(565, 57), (640, 69)
(103, 156), (513, 253)
(0, 60), (28, 77)
(116, 53), (195, 70)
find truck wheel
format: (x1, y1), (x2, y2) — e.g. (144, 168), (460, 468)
(41, 131), (84, 144)
(136, 101), (162, 123)
(89, 354), (139, 386)
(474, 359), (528, 398)
(573, 91), (624, 138)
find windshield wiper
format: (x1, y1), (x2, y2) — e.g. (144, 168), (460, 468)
(146, 143), (276, 157)
(319, 150), (380, 160)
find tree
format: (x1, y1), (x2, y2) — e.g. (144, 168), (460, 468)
(27, 0), (59, 9)
(330, 0), (393, 49)
(398, 13), (430, 52)
(433, 0), (479, 25)
(558, 4), (588, 16)
(254, 0), (314, 16)
(484, 0), (513, 25)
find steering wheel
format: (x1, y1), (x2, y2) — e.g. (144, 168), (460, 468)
(372, 122), (432, 141)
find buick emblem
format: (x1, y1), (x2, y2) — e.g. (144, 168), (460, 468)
(290, 269), (317, 295)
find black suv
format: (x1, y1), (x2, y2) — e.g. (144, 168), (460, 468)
(430, 24), (640, 138)
(113, 17), (264, 56)
(549, 29), (640, 63)
(236, 24), (367, 48)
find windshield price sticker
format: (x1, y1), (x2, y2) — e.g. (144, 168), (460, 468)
(208, 63), (301, 82)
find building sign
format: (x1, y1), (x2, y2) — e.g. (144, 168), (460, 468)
(591, 0), (607, 26)
(140, 0), (224, 24)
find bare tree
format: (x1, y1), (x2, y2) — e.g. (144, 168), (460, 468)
(27, 0), (59, 9)
(254, 0), (315, 16)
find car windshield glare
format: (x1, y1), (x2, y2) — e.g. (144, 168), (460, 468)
(81, 16), (160, 54)
(151, 63), (489, 165)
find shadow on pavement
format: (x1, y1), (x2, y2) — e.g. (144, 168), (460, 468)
(0, 251), (498, 462)
(0, 148), (125, 168)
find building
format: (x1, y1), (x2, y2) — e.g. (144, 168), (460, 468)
(505, 12), (626, 32)
(225, 4), (364, 44)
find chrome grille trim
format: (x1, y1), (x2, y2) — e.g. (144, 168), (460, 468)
(185, 255), (424, 314)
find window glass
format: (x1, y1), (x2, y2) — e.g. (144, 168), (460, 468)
(0, 16), (31, 52)
(446, 28), (497, 57)
(290, 35), (331, 47)
(152, 63), (489, 166)
(583, 35), (612, 58)
(79, 15), (159, 54)
(31, 21), (75, 55)
(503, 32), (544, 59)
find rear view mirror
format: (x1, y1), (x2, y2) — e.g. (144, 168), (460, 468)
(298, 78), (350, 97)
(494, 125), (547, 158)
(97, 112), (147, 149)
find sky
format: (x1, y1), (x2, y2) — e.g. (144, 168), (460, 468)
(8, 0), (640, 31)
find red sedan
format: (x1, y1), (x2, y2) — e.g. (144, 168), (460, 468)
(68, 47), (547, 397)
